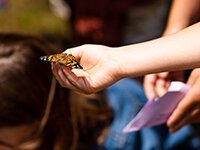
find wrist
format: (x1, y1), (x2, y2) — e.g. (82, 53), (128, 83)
(109, 47), (125, 80)
(111, 46), (133, 79)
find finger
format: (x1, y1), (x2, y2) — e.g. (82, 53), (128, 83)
(63, 45), (84, 59)
(60, 65), (80, 87)
(169, 106), (200, 132)
(187, 70), (198, 86)
(144, 75), (157, 100)
(190, 112), (200, 124)
(51, 63), (58, 75)
(61, 65), (90, 92)
(57, 67), (78, 90)
(157, 72), (169, 78)
(52, 63), (78, 90)
(61, 66), (89, 84)
(71, 68), (89, 77)
(168, 115), (189, 133)
(167, 90), (196, 129)
(62, 67), (94, 94)
(155, 79), (169, 97)
(52, 63), (65, 87)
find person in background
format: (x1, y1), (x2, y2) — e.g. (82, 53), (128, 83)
(0, 33), (114, 150)
(0, 33), (156, 150)
(1, 33), (200, 150)
(64, 0), (143, 46)
(50, 0), (172, 47)
(0, 33), (155, 150)
(144, 0), (200, 100)
(143, 0), (200, 133)
(52, 23), (200, 150)
(0, 33), (62, 150)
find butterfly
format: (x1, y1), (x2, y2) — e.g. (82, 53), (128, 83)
(40, 53), (83, 69)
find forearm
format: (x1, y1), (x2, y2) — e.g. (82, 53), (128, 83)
(164, 0), (200, 35)
(114, 22), (200, 77)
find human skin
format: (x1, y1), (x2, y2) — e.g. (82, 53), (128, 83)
(167, 68), (200, 132)
(144, 0), (200, 100)
(0, 123), (38, 150)
(52, 22), (200, 95)
(144, 0), (200, 132)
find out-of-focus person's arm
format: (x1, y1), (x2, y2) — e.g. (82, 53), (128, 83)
(164, 0), (200, 35)
(144, 0), (200, 100)
(52, 22), (200, 94)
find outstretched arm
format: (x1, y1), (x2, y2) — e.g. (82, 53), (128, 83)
(52, 22), (200, 94)
(116, 22), (200, 77)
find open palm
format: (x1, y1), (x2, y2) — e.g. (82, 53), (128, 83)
(52, 44), (121, 94)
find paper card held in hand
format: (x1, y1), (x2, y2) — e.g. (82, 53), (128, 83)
(123, 81), (190, 133)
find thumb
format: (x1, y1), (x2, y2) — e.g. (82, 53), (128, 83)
(63, 45), (84, 59)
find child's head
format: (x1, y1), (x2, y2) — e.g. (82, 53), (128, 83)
(0, 33), (59, 149)
(0, 33), (113, 150)
(0, 34), (51, 126)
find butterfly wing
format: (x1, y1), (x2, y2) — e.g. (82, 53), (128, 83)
(40, 53), (83, 69)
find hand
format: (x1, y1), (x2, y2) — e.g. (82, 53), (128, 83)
(144, 71), (184, 100)
(52, 44), (122, 94)
(167, 68), (200, 132)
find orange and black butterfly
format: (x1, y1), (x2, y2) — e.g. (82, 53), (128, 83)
(40, 53), (83, 69)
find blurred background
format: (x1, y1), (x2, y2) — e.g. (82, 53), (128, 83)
(0, 0), (71, 50)
(0, 0), (171, 50)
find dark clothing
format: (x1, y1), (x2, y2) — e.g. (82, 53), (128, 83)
(65, 0), (150, 46)
(103, 78), (200, 150)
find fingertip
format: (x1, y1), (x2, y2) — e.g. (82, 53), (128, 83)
(167, 112), (178, 128)
(147, 92), (155, 100)
(168, 128), (175, 133)
(158, 72), (169, 78)
(167, 120), (177, 133)
(167, 119), (173, 128)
